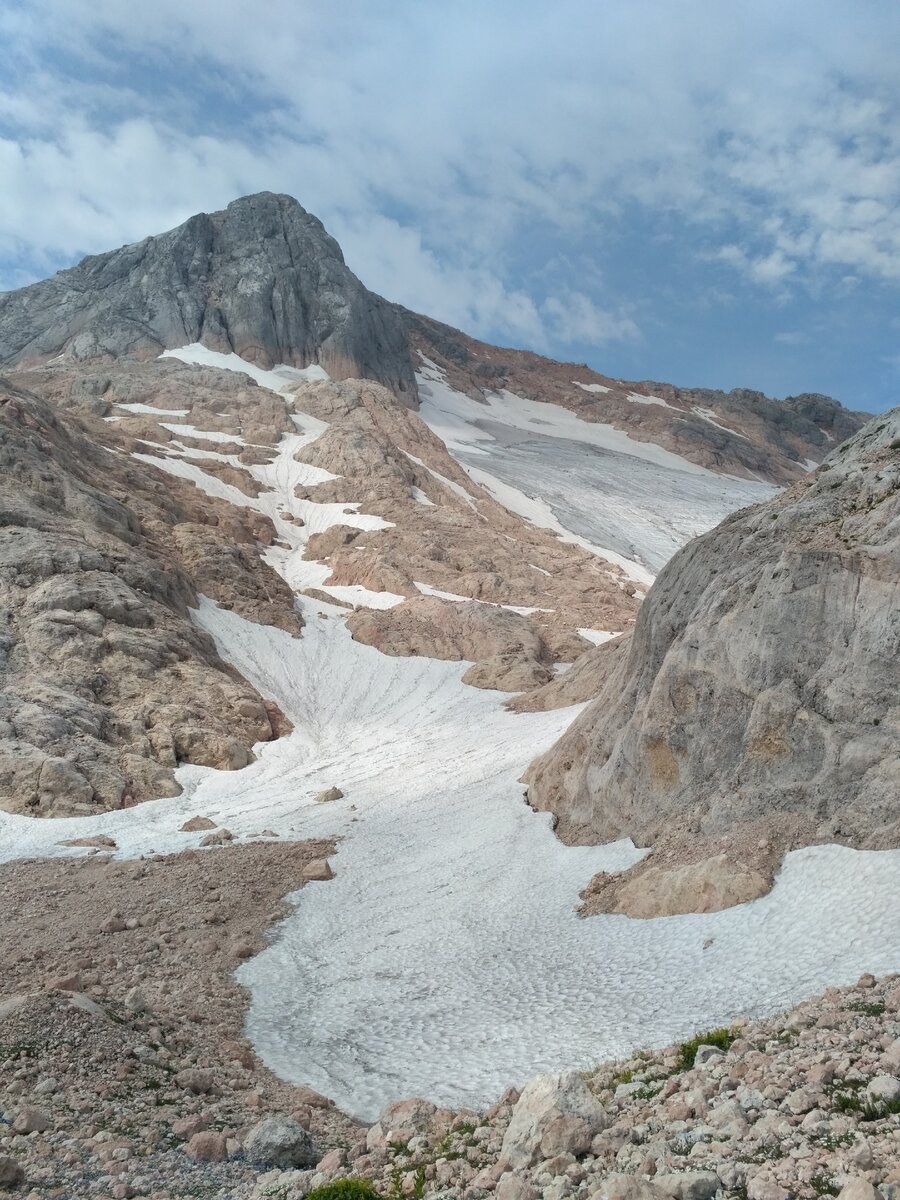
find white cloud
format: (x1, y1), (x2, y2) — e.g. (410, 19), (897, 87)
(774, 331), (811, 347)
(1, 0), (899, 348)
(541, 292), (640, 345)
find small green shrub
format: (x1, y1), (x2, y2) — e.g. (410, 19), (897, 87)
(847, 1000), (885, 1016)
(306, 1181), (380, 1200)
(676, 1027), (736, 1070)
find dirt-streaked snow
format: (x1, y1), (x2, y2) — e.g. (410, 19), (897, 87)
(2, 345), (898, 1124)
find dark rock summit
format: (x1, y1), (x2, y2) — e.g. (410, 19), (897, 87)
(0, 193), (416, 400)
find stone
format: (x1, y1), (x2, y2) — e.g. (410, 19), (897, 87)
(292, 1085), (334, 1109)
(589, 1175), (671, 1200)
(243, 1115), (318, 1168)
(865, 1073), (900, 1103)
(172, 1116), (207, 1139)
(12, 1107), (51, 1134)
(180, 816), (217, 832)
(200, 829), (234, 846)
(539, 1115), (593, 1157)
(174, 1068), (214, 1094)
(124, 986), (148, 1013)
(315, 786), (344, 803)
(185, 1132), (228, 1163)
(49, 972), (82, 992)
(654, 1173), (720, 1200)
(61, 835), (117, 849)
(0, 1156), (25, 1188)
(693, 1045), (726, 1066)
(837, 1182), (878, 1200)
(501, 1071), (609, 1168)
(301, 859), (334, 882)
(746, 1177), (790, 1200)
(316, 1149), (345, 1172)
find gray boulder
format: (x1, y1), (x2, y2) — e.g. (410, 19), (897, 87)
(243, 1115), (317, 1168)
(500, 1070), (609, 1168)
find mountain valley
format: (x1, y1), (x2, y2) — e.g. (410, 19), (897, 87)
(0, 193), (897, 1200)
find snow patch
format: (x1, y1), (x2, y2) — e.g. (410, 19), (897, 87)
(573, 381), (610, 394)
(578, 629), (621, 646)
(627, 391), (671, 409)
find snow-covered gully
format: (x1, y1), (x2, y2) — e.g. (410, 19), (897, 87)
(1, 348), (898, 1124)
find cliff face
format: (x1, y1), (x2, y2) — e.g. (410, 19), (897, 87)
(524, 408), (900, 851)
(0, 193), (417, 400)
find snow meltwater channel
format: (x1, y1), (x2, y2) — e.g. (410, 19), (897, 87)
(2, 346), (898, 1122)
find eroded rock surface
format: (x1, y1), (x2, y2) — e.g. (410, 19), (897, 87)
(0, 376), (298, 815)
(525, 408), (900, 869)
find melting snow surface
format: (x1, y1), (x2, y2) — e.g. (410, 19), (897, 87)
(2, 598), (899, 1122)
(3, 345), (898, 1124)
(416, 356), (775, 575)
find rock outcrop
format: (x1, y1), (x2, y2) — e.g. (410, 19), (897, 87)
(525, 408), (900, 863)
(0, 376), (298, 815)
(0, 193), (416, 399)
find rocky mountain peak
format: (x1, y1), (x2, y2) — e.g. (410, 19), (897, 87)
(0, 192), (417, 399)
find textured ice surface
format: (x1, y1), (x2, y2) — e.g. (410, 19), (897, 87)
(3, 599), (899, 1123)
(416, 359), (775, 575)
(3, 346), (898, 1124)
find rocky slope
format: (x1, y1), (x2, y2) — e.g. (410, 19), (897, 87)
(524, 408), (900, 911)
(405, 311), (868, 485)
(0, 193), (416, 399)
(3, 884), (899, 1200)
(0, 368), (299, 816)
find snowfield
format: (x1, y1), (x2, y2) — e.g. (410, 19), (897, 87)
(2, 346), (898, 1122)
(415, 356), (775, 575)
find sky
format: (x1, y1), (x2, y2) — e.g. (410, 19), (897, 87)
(1, 0), (898, 412)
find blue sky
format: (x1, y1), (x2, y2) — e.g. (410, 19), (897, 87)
(1, 0), (898, 412)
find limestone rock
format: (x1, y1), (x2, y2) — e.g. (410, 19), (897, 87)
(0, 378), (295, 817)
(185, 1132), (228, 1163)
(0, 1156), (25, 1188)
(526, 411), (900, 860)
(243, 1115), (318, 1168)
(836, 1182), (878, 1200)
(614, 854), (770, 917)
(589, 1175), (672, 1200)
(12, 1106), (51, 1134)
(865, 1073), (900, 1103)
(653, 1172), (720, 1200)
(180, 816), (217, 832)
(315, 786), (344, 803)
(301, 859), (334, 882)
(500, 1071), (609, 1168)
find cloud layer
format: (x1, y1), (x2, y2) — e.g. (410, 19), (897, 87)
(1, 0), (898, 403)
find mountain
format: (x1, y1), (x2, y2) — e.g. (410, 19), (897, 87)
(524, 406), (900, 914)
(0, 192), (416, 398)
(1, 192), (897, 1197)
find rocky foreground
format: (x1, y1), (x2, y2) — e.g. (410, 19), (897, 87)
(2, 850), (899, 1200)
